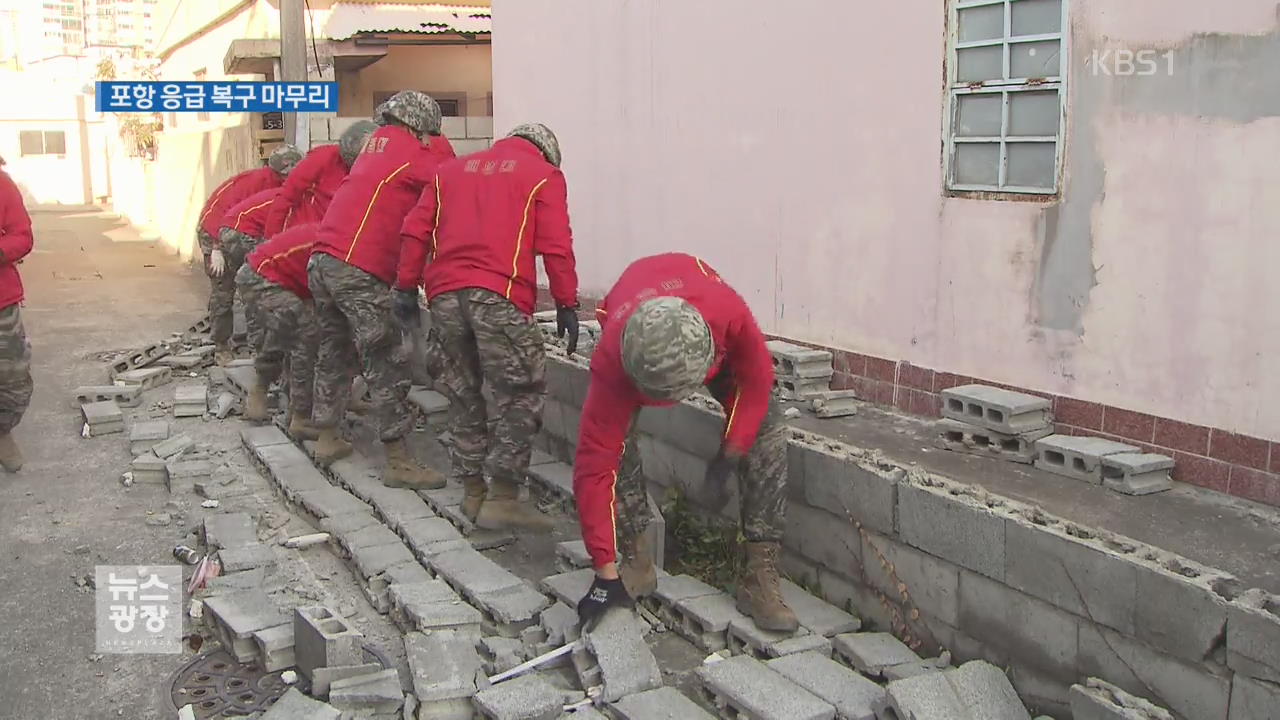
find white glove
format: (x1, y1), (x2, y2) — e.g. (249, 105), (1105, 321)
(209, 249), (226, 277)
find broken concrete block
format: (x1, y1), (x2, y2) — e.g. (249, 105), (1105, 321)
(128, 419), (170, 456)
(539, 568), (595, 607)
(809, 390), (859, 418)
(114, 366), (173, 391)
(473, 672), (562, 720)
(220, 543), (276, 573)
(780, 579), (861, 637)
(259, 687), (341, 720)
(1226, 588), (1280, 684)
(945, 660), (1030, 720)
(474, 582), (552, 635)
(252, 623), (295, 672)
(554, 540), (591, 572)
(1101, 453), (1174, 496)
(204, 589), (289, 664)
(767, 651), (886, 720)
(540, 602), (580, 646)
(166, 459), (213, 494)
(214, 391), (237, 419)
(941, 384), (1051, 434)
(156, 354), (205, 370)
(728, 617), (832, 660)
(152, 432), (195, 460)
(1226, 674), (1280, 720)
(350, 541), (417, 580)
(575, 607), (663, 703)
(107, 343), (170, 379)
(878, 669), (968, 720)
(203, 512), (257, 550)
(697, 653), (836, 720)
(365, 560), (434, 614)
(81, 400), (124, 435)
(405, 629), (483, 716)
(298, 486), (374, 520)
(311, 662), (382, 698)
(130, 453), (168, 485)
(73, 384), (142, 409)
(674, 592), (746, 652)
(328, 668), (403, 714)
(1033, 435), (1140, 484)
(934, 418), (1051, 464)
(611, 686), (717, 720)
(479, 636), (527, 675)
(767, 341), (834, 379)
(896, 481), (1007, 580)
(294, 606), (364, 681)
(173, 383), (209, 417)
(832, 632), (921, 679)
(204, 566), (266, 595)
(334, 522), (402, 558)
(389, 580), (481, 635)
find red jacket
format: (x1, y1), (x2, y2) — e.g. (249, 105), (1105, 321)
(0, 170), (33, 309)
(197, 166), (281, 238)
(573, 253), (774, 569)
(396, 137), (577, 314)
(248, 222), (317, 299)
(313, 128), (455, 285)
(263, 145), (346, 239)
(215, 188), (279, 247)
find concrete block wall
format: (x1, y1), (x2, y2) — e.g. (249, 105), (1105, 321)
(533, 350), (1280, 720)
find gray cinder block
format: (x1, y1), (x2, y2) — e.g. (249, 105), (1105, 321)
(173, 383), (209, 417)
(219, 543), (276, 573)
(334, 523), (402, 558)
(554, 540), (592, 572)
(259, 687), (341, 720)
(945, 660), (1031, 720)
(152, 432), (194, 460)
(777, 376), (831, 401)
(527, 461), (575, 503)
(294, 606), (364, 681)
(114, 366), (174, 391)
(832, 632), (920, 679)
(82, 400), (123, 428)
(349, 541), (416, 581)
(432, 546), (523, 598)
(311, 662), (381, 698)
(1033, 435), (1140, 484)
(728, 616), (832, 660)
(241, 424), (292, 451)
(780, 579), (861, 638)
(479, 636), (525, 675)
(1101, 453), (1174, 495)
(1078, 623), (1231, 720)
(674, 592), (745, 652)
(639, 573), (720, 629)
(205, 589), (289, 664)
(321, 511), (380, 537)
(72, 384), (143, 409)
(405, 629), (483, 711)
(1134, 562), (1230, 664)
(767, 650), (886, 720)
(364, 485), (435, 532)
(796, 439), (899, 537)
(897, 480), (1007, 580)
(696, 654), (836, 720)
(539, 568), (596, 608)
(809, 390), (859, 418)
(474, 582), (551, 634)
(575, 607), (663, 703)
(767, 340), (834, 379)
(107, 342), (170, 379)
(130, 453), (167, 485)
(540, 602), (580, 646)
(298, 486), (372, 521)
(1228, 674), (1280, 720)
(328, 668), (403, 715)
(166, 459), (213, 494)
(1069, 677), (1173, 720)
(941, 384), (1051, 434)
(934, 418), (1052, 464)
(611, 686), (717, 720)
(203, 512), (257, 550)
(129, 419), (170, 456)
(252, 623), (295, 672)
(389, 580), (481, 636)
(959, 571), (1081, 680)
(472, 672), (562, 720)
(1226, 588), (1280, 684)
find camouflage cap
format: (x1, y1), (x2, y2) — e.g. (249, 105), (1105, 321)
(508, 123), (562, 167)
(377, 90), (442, 138)
(267, 144), (302, 176)
(621, 297), (714, 402)
(338, 119), (379, 168)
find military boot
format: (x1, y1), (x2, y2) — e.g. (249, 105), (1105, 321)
(618, 531), (658, 599)
(382, 439), (446, 489)
(244, 382), (269, 422)
(214, 344), (235, 366)
(314, 427), (353, 466)
(475, 480), (554, 532)
(736, 542), (800, 632)
(0, 432), (23, 473)
(461, 475), (487, 522)
(286, 412), (320, 441)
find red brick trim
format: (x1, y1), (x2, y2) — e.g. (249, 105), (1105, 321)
(536, 287), (1280, 509)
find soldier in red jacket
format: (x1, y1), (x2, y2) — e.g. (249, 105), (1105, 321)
(308, 90), (455, 489)
(572, 253), (798, 633)
(0, 159), (34, 472)
(199, 145), (301, 359)
(261, 120), (379, 239)
(396, 123), (578, 531)
(209, 187), (280, 363)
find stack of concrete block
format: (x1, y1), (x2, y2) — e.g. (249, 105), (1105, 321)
(128, 419), (169, 455)
(73, 384), (142, 409)
(81, 400), (123, 436)
(1069, 678), (1173, 719)
(1032, 434), (1175, 495)
(937, 385), (1054, 464)
(173, 383), (208, 418)
(767, 340), (833, 400)
(294, 606), (364, 682)
(113, 366), (173, 391)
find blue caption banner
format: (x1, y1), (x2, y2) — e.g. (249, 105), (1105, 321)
(96, 81), (338, 113)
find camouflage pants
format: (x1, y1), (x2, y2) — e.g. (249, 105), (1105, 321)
(0, 305), (33, 434)
(616, 367), (789, 545)
(208, 229), (261, 347)
(308, 252), (413, 440)
(429, 288), (546, 486)
(252, 279), (319, 418)
(234, 263), (268, 353)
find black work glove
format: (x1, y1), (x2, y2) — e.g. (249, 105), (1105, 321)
(392, 288), (420, 329)
(556, 305), (580, 355)
(577, 574), (631, 632)
(703, 447), (744, 511)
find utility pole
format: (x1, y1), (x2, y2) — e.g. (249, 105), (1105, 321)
(279, 0), (306, 148)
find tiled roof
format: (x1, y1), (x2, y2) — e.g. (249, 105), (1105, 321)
(325, 2), (491, 40)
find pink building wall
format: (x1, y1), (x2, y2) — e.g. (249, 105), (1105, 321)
(492, 0), (1280, 497)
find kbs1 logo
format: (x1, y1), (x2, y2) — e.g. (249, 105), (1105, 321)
(1088, 49), (1174, 77)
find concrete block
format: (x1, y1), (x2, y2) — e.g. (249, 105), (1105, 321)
(329, 668), (403, 714)
(429, 547), (521, 597)
(241, 424), (291, 450)
(639, 573), (720, 629)
(946, 660), (1030, 720)
(1033, 435), (1139, 484)
(366, 485), (436, 531)
(610, 686), (715, 719)
(696, 653), (836, 720)
(418, 538), (472, 560)
(554, 540), (591, 572)
(203, 512), (257, 550)
(82, 399), (123, 427)
(219, 543), (276, 573)
(1078, 622), (1231, 720)
(859, 531), (961, 627)
(883, 660), (947, 682)
(130, 453), (167, 484)
(675, 592), (745, 652)
(298, 486), (372, 520)
(107, 342), (170, 379)
(366, 560), (434, 613)
(473, 673), (561, 720)
(576, 607), (664, 703)
(777, 376), (831, 401)
(1003, 518), (1138, 634)
(528, 462), (575, 502)
(72, 384), (143, 408)
(1101, 453), (1174, 495)
(441, 115), (467, 138)
(1133, 562), (1229, 663)
(767, 340), (834, 378)
(1229, 675), (1280, 720)
(878, 670), (968, 720)
(934, 418), (1051, 464)
(784, 502), (862, 579)
(205, 589), (289, 663)
(1226, 589), (1280, 683)
(157, 354), (206, 370)
(336, 523), (402, 557)
(252, 623), (295, 672)
(294, 606), (364, 681)
(259, 687), (341, 720)
(767, 651), (885, 720)
(405, 629), (483, 703)
(166, 459), (213, 493)
(941, 384), (1051, 434)
(958, 571), (1080, 680)
(320, 511), (380, 537)
(129, 419), (170, 455)
(350, 541), (417, 580)
(114, 366), (173, 390)
(635, 398), (725, 460)
(269, 461), (334, 500)
(390, 580), (481, 635)
(204, 566), (267, 595)
(809, 390), (860, 418)
(474, 582), (551, 630)
(173, 383), (209, 416)
(832, 632), (919, 678)
(1069, 677), (1174, 720)
(728, 616), (831, 660)
(152, 432), (194, 459)
(540, 568), (595, 607)
(779, 579), (860, 637)
(311, 662), (381, 698)
(479, 636), (525, 675)
(898, 481), (1006, 580)
(465, 115), (494, 139)
(544, 356), (589, 407)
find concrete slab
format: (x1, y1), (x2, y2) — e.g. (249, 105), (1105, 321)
(203, 512), (257, 550)
(328, 668), (403, 714)
(350, 541), (417, 580)
(219, 543), (276, 573)
(473, 673), (562, 720)
(431, 546), (523, 597)
(728, 617), (831, 659)
(832, 632), (921, 678)
(579, 607), (663, 703)
(405, 629), (483, 702)
(696, 654), (836, 720)
(540, 568), (595, 607)
(311, 663), (382, 698)
(767, 651), (886, 720)
(780, 579), (861, 637)
(610, 686), (716, 720)
(946, 660), (1031, 720)
(298, 486), (372, 520)
(259, 687), (341, 719)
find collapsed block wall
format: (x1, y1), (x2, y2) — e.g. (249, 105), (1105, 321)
(533, 351), (1280, 720)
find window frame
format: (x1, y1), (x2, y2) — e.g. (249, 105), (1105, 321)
(19, 130), (67, 157)
(944, 0), (1069, 197)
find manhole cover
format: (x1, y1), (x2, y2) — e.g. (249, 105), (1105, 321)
(167, 643), (393, 718)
